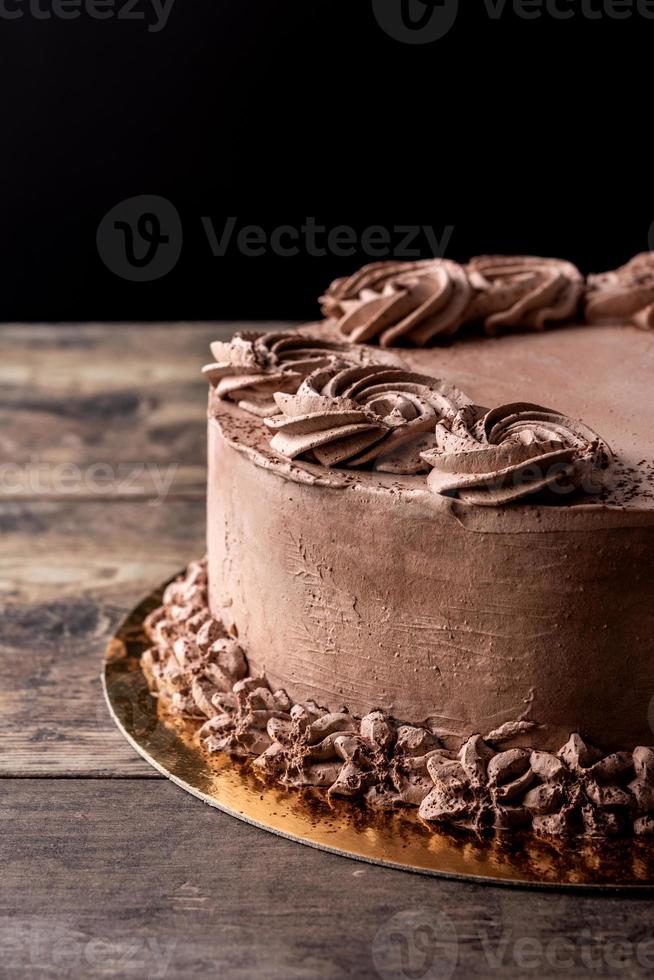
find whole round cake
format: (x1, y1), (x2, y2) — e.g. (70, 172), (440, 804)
(143, 253), (654, 839)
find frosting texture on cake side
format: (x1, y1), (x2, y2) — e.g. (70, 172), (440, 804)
(206, 394), (653, 752)
(143, 560), (654, 839)
(142, 252), (654, 839)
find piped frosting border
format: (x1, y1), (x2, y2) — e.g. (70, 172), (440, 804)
(320, 252), (654, 347)
(142, 560), (654, 840)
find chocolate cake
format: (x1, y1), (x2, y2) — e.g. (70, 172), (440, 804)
(143, 253), (654, 839)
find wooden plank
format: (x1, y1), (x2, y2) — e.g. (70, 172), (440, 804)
(4, 778), (652, 980)
(0, 322), (291, 390)
(0, 322), (294, 499)
(4, 323), (651, 974)
(0, 499), (205, 776)
(0, 324), (294, 771)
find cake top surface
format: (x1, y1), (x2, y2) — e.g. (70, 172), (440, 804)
(209, 321), (654, 514)
(400, 323), (654, 510)
(205, 252), (654, 519)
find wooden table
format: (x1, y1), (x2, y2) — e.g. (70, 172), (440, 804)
(2, 323), (653, 980)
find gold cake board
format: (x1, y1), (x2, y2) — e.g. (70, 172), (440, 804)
(103, 579), (654, 891)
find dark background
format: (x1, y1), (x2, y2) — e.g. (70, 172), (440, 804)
(0, 0), (651, 322)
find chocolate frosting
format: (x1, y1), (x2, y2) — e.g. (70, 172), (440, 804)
(418, 731), (654, 837)
(264, 364), (472, 474)
(585, 252), (654, 330)
(421, 402), (613, 505)
(320, 259), (473, 347)
(205, 322), (654, 765)
(467, 255), (584, 334)
(143, 560), (654, 839)
(202, 330), (398, 416)
(193, 286), (654, 842)
(319, 252), (654, 348)
(320, 255), (584, 346)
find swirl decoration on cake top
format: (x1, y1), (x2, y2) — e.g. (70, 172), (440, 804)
(420, 402), (613, 505)
(584, 252), (654, 330)
(320, 256), (585, 346)
(319, 259), (473, 347)
(264, 365), (473, 474)
(467, 255), (584, 334)
(203, 331), (391, 417)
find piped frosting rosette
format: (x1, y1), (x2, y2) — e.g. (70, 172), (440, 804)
(203, 331), (395, 417)
(264, 365), (472, 474)
(584, 252), (654, 330)
(320, 255), (584, 346)
(420, 402), (613, 505)
(319, 259), (473, 347)
(467, 255), (584, 334)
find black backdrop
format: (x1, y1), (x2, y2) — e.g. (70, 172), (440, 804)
(1, 0), (651, 322)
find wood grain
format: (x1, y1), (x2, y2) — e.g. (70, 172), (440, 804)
(2, 323), (650, 979)
(0, 322), (277, 774)
(3, 779), (654, 980)
(0, 498), (206, 775)
(0, 323), (290, 499)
